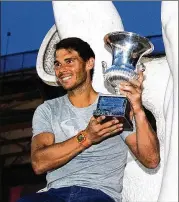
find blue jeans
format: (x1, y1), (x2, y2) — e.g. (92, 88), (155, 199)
(17, 185), (115, 202)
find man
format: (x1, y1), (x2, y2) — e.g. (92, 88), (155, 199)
(18, 37), (160, 202)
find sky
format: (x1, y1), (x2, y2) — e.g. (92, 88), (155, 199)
(1, 1), (162, 56)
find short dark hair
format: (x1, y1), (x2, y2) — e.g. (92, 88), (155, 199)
(55, 37), (95, 79)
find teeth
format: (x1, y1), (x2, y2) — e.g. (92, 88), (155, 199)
(62, 76), (71, 81)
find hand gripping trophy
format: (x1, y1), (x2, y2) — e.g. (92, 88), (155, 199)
(93, 31), (154, 131)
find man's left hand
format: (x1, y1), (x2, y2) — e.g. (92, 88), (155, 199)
(119, 70), (144, 114)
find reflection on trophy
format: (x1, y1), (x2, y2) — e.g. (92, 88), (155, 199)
(93, 31), (154, 131)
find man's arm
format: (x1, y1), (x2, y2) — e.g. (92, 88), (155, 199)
(31, 116), (123, 175)
(125, 110), (160, 168)
(31, 132), (86, 175)
(119, 70), (160, 168)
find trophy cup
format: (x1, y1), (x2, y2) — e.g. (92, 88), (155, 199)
(93, 31), (154, 131)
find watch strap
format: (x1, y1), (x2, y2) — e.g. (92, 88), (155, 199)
(76, 130), (91, 148)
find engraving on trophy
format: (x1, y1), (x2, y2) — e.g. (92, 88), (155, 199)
(93, 31), (154, 131)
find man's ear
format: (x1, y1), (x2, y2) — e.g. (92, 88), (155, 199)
(86, 58), (95, 70)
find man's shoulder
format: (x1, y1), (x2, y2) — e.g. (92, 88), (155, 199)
(36, 94), (67, 112)
(45, 94), (66, 105)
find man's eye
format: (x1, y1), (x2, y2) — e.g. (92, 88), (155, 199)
(66, 59), (74, 64)
(54, 63), (61, 68)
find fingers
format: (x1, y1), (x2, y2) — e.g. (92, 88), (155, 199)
(96, 116), (106, 124)
(101, 118), (119, 128)
(98, 118), (123, 136)
(98, 123), (123, 136)
(119, 83), (141, 95)
(119, 71), (144, 95)
(90, 116), (105, 125)
(128, 78), (141, 88)
(120, 70), (144, 88)
(90, 116), (123, 133)
(87, 116), (124, 144)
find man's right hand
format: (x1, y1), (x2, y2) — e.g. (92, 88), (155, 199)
(85, 116), (123, 145)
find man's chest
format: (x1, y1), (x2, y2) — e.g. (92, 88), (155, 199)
(51, 105), (94, 143)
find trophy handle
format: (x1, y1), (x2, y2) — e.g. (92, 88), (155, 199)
(102, 61), (108, 74)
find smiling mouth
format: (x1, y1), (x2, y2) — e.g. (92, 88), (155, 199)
(61, 76), (72, 82)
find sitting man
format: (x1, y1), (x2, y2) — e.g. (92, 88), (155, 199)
(18, 37), (160, 202)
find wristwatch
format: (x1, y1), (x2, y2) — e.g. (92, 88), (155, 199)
(76, 130), (91, 148)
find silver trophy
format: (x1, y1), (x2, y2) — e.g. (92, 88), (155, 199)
(93, 31), (154, 131)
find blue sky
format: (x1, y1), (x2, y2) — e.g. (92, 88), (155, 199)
(1, 1), (162, 55)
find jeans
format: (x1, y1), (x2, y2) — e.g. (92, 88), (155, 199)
(17, 185), (115, 202)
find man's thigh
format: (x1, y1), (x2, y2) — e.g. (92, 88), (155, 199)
(17, 186), (115, 202)
(74, 195), (115, 202)
(17, 191), (65, 202)
(71, 186), (115, 202)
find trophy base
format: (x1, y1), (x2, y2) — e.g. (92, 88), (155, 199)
(93, 95), (133, 131)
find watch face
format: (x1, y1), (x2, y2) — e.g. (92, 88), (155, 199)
(77, 133), (85, 142)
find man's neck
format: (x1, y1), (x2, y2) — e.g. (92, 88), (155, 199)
(68, 83), (98, 108)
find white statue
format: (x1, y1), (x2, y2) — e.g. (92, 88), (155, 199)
(36, 1), (177, 201)
(158, 2), (178, 201)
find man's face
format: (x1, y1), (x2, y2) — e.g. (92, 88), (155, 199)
(54, 49), (88, 91)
